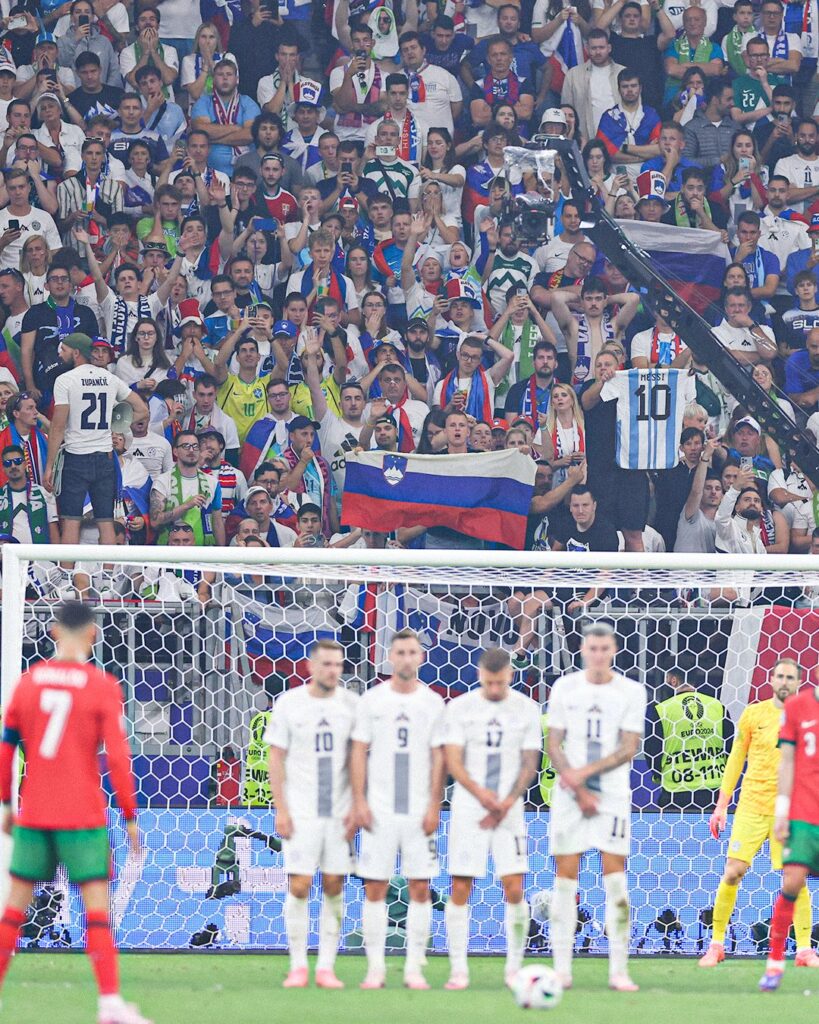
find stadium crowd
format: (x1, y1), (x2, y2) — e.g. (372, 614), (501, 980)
(3, 0), (819, 579)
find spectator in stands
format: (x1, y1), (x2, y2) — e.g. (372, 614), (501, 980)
(150, 429), (225, 546)
(674, 439), (723, 553)
(784, 326), (819, 410)
(730, 37), (776, 127)
(683, 76), (739, 173)
(191, 59), (261, 177)
(714, 467), (768, 554)
(773, 118), (819, 214)
(561, 29), (625, 143)
(663, 6), (724, 106)
(0, 441), (59, 544)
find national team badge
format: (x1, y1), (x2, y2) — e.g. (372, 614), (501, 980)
(383, 454), (407, 486)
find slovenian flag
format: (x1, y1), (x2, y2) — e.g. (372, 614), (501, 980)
(616, 220), (730, 315)
(341, 449), (536, 549)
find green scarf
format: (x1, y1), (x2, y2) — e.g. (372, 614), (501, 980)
(675, 34), (713, 65)
(134, 41), (170, 99)
(674, 193), (713, 227)
(500, 318), (539, 392)
(157, 467), (215, 546)
(0, 482), (49, 542)
(724, 27), (755, 76)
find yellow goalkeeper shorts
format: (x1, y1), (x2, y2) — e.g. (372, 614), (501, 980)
(727, 811), (782, 870)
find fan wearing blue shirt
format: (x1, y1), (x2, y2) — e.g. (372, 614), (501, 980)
(730, 210), (781, 303)
(784, 328), (819, 411)
(467, 4), (546, 84)
(191, 59), (261, 177)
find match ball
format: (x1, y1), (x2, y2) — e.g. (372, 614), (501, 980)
(511, 965), (563, 1010)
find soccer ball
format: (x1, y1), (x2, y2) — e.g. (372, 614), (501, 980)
(511, 965), (564, 1010)
(530, 889), (551, 923)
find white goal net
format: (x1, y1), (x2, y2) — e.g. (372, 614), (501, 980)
(2, 546), (818, 956)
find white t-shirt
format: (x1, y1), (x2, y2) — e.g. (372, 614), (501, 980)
(767, 467), (812, 504)
(445, 689), (542, 818)
(99, 289), (163, 342)
(319, 409), (363, 496)
(351, 681), (446, 817)
(114, 355), (170, 388)
(53, 365), (131, 454)
(535, 233), (588, 274)
(406, 63), (461, 136)
(263, 685), (359, 819)
(673, 507), (717, 553)
(155, 0), (198, 40)
(119, 42), (179, 101)
(713, 318), (775, 354)
(0, 208), (62, 270)
(589, 63), (616, 136)
(773, 154), (819, 212)
(547, 670), (646, 812)
(127, 432), (174, 478)
(630, 328), (688, 365)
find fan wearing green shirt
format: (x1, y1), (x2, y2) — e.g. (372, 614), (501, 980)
(731, 38), (776, 127)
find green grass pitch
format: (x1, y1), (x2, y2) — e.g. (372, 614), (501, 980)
(4, 954), (819, 1023)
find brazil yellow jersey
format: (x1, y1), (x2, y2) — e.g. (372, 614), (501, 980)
(217, 373), (272, 444)
(719, 698), (781, 816)
(289, 377), (342, 419)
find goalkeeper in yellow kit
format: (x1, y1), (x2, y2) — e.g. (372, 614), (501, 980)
(699, 658), (819, 968)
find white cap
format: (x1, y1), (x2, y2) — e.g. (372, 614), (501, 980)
(540, 107), (568, 127)
(734, 416), (761, 434)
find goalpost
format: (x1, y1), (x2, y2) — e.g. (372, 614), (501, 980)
(2, 544), (817, 955)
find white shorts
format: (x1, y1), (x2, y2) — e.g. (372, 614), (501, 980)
(448, 808), (528, 879)
(357, 813), (438, 881)
(282, 816), (353, 877)
(549, 796), (632, 858)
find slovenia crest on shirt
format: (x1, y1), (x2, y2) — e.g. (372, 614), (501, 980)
(383, 454), (407, 486)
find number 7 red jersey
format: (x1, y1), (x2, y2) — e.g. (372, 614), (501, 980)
(0, 660), (137, 830)
(778, 686), (819, 827)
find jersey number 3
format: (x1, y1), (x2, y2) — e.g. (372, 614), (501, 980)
(38, 688), (73, 759)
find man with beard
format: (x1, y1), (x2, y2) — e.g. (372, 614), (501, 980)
(714, 468), (767, 553)
(551, 277), (639, 386)
(774, 119), (819, 214)
(150, 429), (225, 546)
(503, 339), (559, 420)
(483, 224), (537, 317)
(403, 318), (442, 406)
(191, 60), (261, 177)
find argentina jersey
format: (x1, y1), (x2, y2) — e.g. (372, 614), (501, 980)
(600, 368), (697, 470)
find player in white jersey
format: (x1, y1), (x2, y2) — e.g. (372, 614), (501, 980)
(265, 640), (359, 990)
(444, 648), (542, 991)
(546, 622), (646, 993)
(349, 629), (446, 991)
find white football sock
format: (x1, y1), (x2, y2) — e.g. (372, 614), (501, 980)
(505, 900), (529, 974)
(362, 898), (387, 976)
(550, 878), (578, 978)
(445, 900), (470, 977)
(285, 893), (309, 971)
(604, 872), (630, 979)
(317, 892), (343, 972)
(405, 899), (432, 976)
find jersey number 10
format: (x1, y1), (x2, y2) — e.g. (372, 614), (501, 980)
(634, 383), (671, 423)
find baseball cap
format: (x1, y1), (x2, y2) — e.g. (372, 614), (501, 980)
(406, 317), (430, 331)
(491, 417), (509, 431)
(61, 332), (93, 358)
(374, 414), (397, 427)
(734, 416), (761, 433)
(287, 415), (321, 432)
(339, 195), (359, 211)
(273, 319), (298, 338)
(444, 278), (482, 308)
(540, 107), (568, 127)
(0, 65), (17, 77)
(141, 239), (171, 255)
(0, 367), (18, 389)
(245, 485), (272, 502)
(91, 338), (114, 352)
(35, 92), (60, 107)
(809, 213), (819, 234)
(261, 153), (285, 166)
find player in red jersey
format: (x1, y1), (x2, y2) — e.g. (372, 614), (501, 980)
(759, 682), (819, 993)
(0, 601), (152, 1024)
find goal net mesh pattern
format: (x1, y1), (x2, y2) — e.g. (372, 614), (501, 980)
(2, 548), (817, 956)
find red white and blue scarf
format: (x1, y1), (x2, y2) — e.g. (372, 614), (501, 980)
(440, 365), (493, 422)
